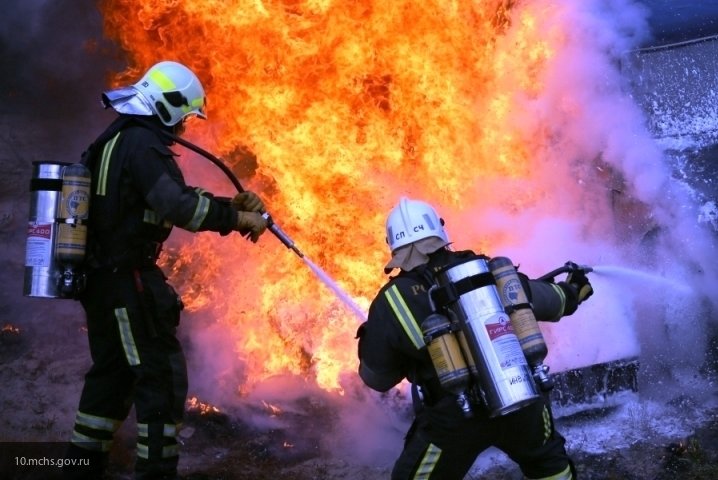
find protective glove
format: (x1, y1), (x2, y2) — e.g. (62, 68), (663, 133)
(568, 269), (594, 303)
(235, 211), (268, 243)
(557, 269), (593, 316)
(231, 191), (265, 213)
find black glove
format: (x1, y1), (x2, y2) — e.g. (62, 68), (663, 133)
(356, 322), (368, 359)
(558, 269), (593, 316)
(567, 269), (594, 304)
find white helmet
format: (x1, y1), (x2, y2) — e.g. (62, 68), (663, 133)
(133, 61), (207, 126)
(385, 197), (449, 252)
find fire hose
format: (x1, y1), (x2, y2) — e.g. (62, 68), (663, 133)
(538, 261), (593, 282)
(139, 119), (305, 258)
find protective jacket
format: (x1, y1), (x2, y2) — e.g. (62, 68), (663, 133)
(63, 114), (238, 480)
(357, 247), (575, 480)
(83, 114), (237, 270)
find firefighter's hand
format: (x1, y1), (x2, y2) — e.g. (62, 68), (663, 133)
(231, 191), (265, 213)
(567, 269), (593, 304)
(235, 211), (268, 243)
(558, 270), (593, 316)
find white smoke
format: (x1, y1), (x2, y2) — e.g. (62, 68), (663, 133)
(467, 0), (718, 385)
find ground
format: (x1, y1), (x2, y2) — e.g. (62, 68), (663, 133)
(1, 312), (717, 479)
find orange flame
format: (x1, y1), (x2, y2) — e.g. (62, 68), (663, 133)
(261, 400), (283, 416)
(186, 395), (221, 415)
(99, 0), (586, 393)
(2, 324), (20, 334)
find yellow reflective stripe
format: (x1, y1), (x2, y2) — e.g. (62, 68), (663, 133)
(143, 209), (173, 228)
(115, 307), (141, 366)
(385, 285), (424, 349)
(194, 187), (207, 196)
(150, 69), (176, 91)
(143, 209), (160, 225)
(137, 443), (149, 459)
(413, 443), (441, 480)
(136, 443), (179, 460)
(71, 430), (113, 452)
(183, 195), (210, 231)
(542, 405), (551, 444)
(76, 411), (121, 432)
(550, 283), (567, 316)
(163, 445), (179, 458)
(137, 423), (178, 438)
(96, 132), (121, 196)
(529, 465), (573, 480)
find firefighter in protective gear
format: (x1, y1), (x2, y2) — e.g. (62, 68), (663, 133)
(62, 61), (267, 480)
(356, 197), (592, 480)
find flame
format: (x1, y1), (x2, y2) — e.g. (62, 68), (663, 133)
(2, 324), (20, 334)
(261, 400), (283, 416)
(99, 1), (598, 393)
(186, 395), (222, 415)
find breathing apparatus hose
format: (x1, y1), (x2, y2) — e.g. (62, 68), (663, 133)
(136, 118), (304, 258)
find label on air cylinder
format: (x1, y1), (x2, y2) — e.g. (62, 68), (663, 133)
(25, 222), (53, 267)
(485, 313), (527, 369)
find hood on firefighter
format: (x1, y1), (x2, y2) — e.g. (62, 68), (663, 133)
(384, 236), (449, 273)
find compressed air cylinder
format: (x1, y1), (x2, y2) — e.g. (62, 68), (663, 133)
(422, 312), (474, 416)
(434, 256), (539, 417)
(489, 256), (553, 391)
(55, 163), (91, 265)
(54, 163), (91, 297)
(24, 162), (68, 298)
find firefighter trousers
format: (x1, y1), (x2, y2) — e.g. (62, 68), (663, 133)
(63, 266), (187, 480)
(391, 395), (574, 480)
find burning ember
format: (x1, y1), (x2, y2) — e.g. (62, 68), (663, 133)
(186, 395), (221, 416)
(2, 324), (20, 335)
(261, 401), (283, 417)
(0, 323), (23, 351)
(98, 0), (626, 393)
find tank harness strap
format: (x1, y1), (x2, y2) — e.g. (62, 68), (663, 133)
(93, 241), (163, 272)
(403, 265), (455, 408)
(504, 302), (533, 314)
(429, 272), (496, 309)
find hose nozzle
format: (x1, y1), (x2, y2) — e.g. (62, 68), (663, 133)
(538, 261), (593, 282)
(263, 213), (304, 258)
(565, 261), (593, 275)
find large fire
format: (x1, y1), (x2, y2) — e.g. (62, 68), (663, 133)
(99, 0), (615, 393)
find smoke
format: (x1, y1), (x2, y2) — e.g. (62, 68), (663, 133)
(498, 0), (718, 394)
(0, 0), (124, 156)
